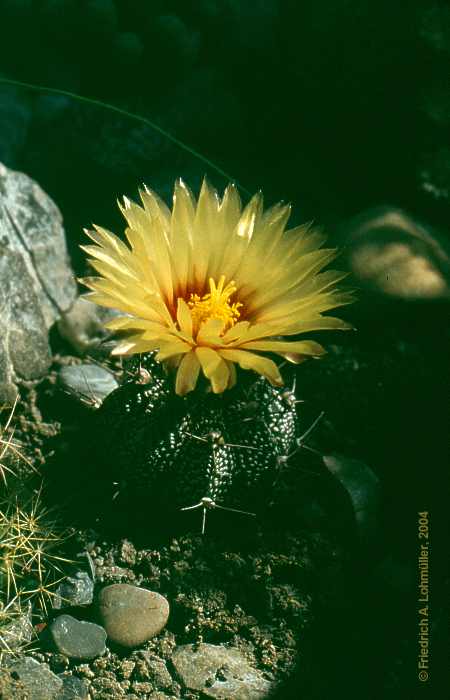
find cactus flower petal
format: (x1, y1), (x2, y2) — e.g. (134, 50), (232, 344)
(175, 351), (201, 395)
(80, 179), (352, 395)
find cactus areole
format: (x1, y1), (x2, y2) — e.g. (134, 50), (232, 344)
(83, 180), (353, 530)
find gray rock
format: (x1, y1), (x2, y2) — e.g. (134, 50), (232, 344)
(57, 296), (120, 355)
(53, 571), (95, 609)
(0, 162), (76, 326)
(0, 341), (17, 404)
(0, 240), (51, 397)
(0, 665), (27, 699)
(7, 657), (63, 700)
(58, 364), (118, 408)
(50, 614), (107, 660)
(343, 206), (450, 301)
(56, 674), (90, 699)
(138, 651), (173, 690)
(98, 584), (169, 648)
(172, 643), (274, 699)
(0, 162), (77, 402)
(0, 601), (33, 651)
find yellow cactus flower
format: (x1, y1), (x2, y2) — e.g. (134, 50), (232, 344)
(80, 179), (353, 395)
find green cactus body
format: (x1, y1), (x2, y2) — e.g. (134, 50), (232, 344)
(95, 354), (298, 521)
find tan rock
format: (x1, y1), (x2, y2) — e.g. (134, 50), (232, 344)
(98, 584), (169, 648)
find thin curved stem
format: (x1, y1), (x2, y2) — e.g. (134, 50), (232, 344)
(0, 77), (251, 196)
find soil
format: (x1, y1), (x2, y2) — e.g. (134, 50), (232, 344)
(2, 302), (448, 699)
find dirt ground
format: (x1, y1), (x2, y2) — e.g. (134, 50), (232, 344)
(2, 307), (448, 698)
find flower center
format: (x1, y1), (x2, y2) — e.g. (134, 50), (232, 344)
(188, 275), (242, 331)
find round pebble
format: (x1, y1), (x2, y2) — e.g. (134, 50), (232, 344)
(50, 614), (107, 660)
(98, 584), (170, 648)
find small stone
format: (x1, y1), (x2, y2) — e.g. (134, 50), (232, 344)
(90, 675), (125, 696)
(98, 584), (169, 648)
(57, 296), (120, 355)
(343, 206), (450, 301)
(50, 614), (107, 660)
(75, 665), (94, 680)
(53, 571), (95, 609)
(119, 539), (137, 566)
(131, 681), (153, 694)
(0, 666), (27, 699)
(56, 674), (90, 699)
(138, 652), (173, 690)
(7, 657), (63, 700)
(0, 601), (33, 651)
(58, 364), (118, 407)
(172, 643), (274, 699)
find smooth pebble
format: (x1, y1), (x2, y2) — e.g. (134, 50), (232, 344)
(98, 583), (169, 648)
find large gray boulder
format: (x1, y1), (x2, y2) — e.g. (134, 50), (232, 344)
(0, 162), (77, 402)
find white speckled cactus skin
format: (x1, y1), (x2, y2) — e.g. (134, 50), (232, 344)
(94, 353), (298, 517)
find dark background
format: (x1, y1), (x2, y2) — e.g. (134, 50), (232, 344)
(0, 0), (449, 256)
(0, 1), (448, 698)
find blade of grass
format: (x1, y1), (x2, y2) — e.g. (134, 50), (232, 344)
(0, 77), (251, 197)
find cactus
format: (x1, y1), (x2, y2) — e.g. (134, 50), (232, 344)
(82, 180), (353, 530)
(94, 353), (301, 531)
(0, 397), (30, 486)
(0, 597), (33, 663)
(0, 490), (72, 615)
(0, 402), (72, 660)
